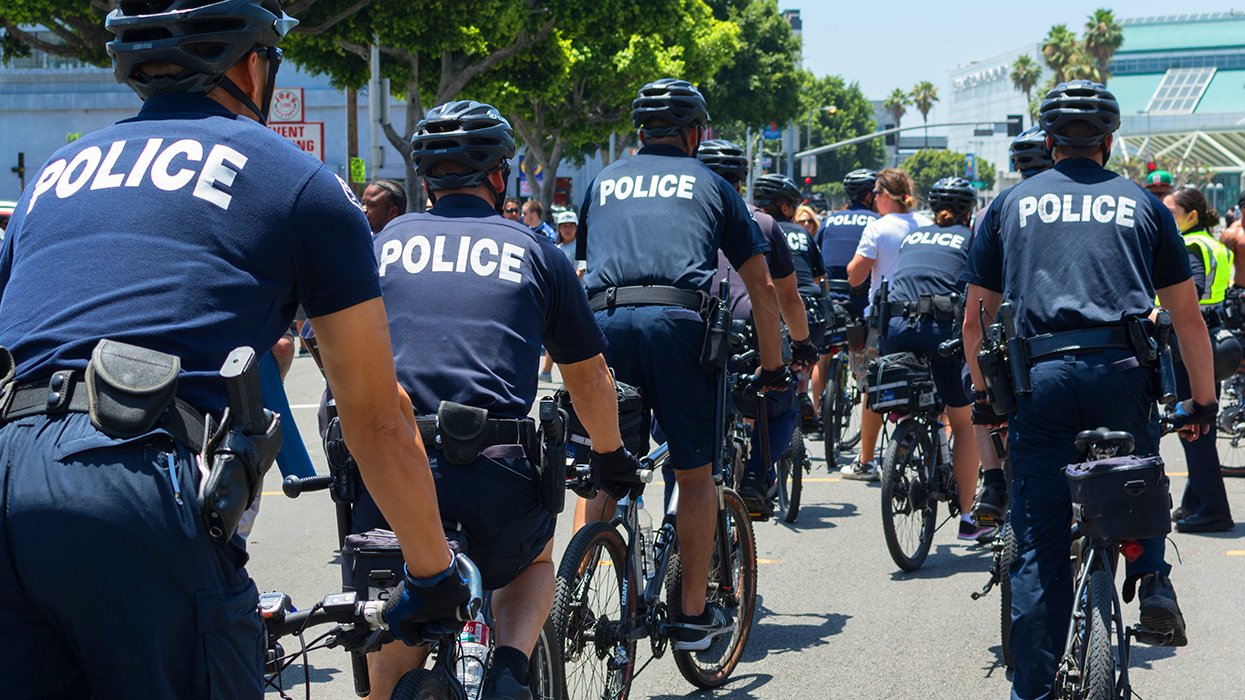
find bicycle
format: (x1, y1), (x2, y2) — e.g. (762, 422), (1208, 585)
(1053, 427), (1175, 700)
(1217, 370), (1245, 476)
(968, 427), (1015, 671)
(552, 443), (758, 699)
(819, 280), (864, 468)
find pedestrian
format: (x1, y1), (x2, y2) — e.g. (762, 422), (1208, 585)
(503, 196), (522, 222)
(1144, 168), (1175, 199)
(361, 178), (407, 233)
(795, 204), (820, 239)
(522, 198), (557, 240)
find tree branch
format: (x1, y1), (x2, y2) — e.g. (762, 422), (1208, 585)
(286, 0), (322, 15)
(434, 14), (556, 102)
(295, 0), (375, 36)
(2, 22), (74, 57)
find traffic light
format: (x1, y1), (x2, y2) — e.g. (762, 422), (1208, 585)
(804, 177), (812, 187)
(1006, 114), (1023, 137)
(1146, 161), (1157, 172)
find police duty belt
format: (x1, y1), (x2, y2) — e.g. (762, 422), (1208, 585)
(1022, 326), (1133, 365)
(415, 413), (539, 460)
(881, 295), (958, 322)
(590, 285), (710, 316)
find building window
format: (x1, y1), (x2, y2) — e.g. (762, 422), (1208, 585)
(1144, 66), (1216, 114)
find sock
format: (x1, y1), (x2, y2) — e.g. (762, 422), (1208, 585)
(678, 607), (711, 624)
(491, 645), (530, 685)
(983, 469), (1006, 487)
(961, 514), (974, 524)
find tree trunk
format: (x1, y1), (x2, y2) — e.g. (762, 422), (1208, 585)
(535, 137), (564, 216)
(381, 74), (424, 212)
(346, 87), (361, 197)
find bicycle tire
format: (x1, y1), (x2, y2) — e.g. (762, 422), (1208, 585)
(998, 520), (1016, 670)
(777, 426), (804, 523)
(391, 668), (454, 700)
(668, 488), (757, 689)
(1081, 568), (1118, 700)
(820, 384), (837, 468)
(880, 419), (936, 572)
(530, 617), (567, 700)
(1217, 376), (1245, 476)
(552, 522), (635, 700)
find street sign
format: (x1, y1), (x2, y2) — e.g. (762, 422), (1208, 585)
(269, 87), (304, 122)
(349, 157), (367, 184)
(965, 153), (978, 181)
(763, 123), (782, 141)
(269, 122), (325, 161)
(517, 154), (543, 196)
(801, 155), (817, 178)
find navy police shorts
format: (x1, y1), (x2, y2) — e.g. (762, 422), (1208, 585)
(353, 445), (555, 591)
(595, 304), (717, 471)
(880, 317), (970, 408)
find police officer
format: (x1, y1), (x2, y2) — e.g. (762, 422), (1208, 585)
(577, 78), (784, 650)
(0, 2), (466, 697)
(1162, 186), (1236, 533)
(698, 141), (815, 517)
(880, 177), (986, 540)
(963, 81), (1216, 699)
(970, 127), (1055, 525)
(363, 100), (635, 699)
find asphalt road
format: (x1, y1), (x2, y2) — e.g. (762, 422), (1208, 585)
(251, 358), (1245, 699)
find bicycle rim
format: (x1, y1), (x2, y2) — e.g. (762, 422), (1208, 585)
(552, 522), (635, 700)
(669, 488), (757, 688)
(880, 420), (936, 572)
(780, 427), (804, 523)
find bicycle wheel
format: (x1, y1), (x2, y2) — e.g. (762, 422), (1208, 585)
(1218, 376), (1245, 476)
(838, 361), (862, 451)
(776, 426), (804, 523)
(667, 488), (757, 688)
(391, 668), (454, 700)
(880, 419), (937, 572)
(998, 520), (1016, 670)
(530, 617), (567, 700)
(1079, 568), (1118, 700)
(552, 522), (635, 700)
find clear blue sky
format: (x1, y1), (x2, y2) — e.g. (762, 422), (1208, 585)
(796, 2), (1238, 126)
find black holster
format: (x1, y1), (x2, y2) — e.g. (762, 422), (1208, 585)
(324, 414), (362, 504)
(536, 396), (568, 515)
(699, 294), (730, 370)
(437, 401), (489, 465)
(1152, 311), (1178, 405)
(200, 408), (281, 544)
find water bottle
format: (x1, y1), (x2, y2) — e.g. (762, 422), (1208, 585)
(456, 614), (490, 700)
(938, 429), (952, 468)
(636, 496), (655, 580)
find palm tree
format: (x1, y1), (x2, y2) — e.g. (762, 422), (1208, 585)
(909, 81), (939, 148)
(1065, 45), (1104, 83)
(883, 87), (908, 127)
(1083, 8), (1123, 79)
(1042, 24), (1078, 83)
(1010, 55), (1041, 123)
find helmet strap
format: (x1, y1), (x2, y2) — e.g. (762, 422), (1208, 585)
(218, 48), (282, 125)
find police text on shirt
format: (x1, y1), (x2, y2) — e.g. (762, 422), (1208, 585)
(597, 174), (696, 206)
(1017, 194), (1137, 228)
(377, 234), (525, 284)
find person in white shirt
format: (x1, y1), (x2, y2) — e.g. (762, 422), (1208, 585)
(843, 168), (933, 480)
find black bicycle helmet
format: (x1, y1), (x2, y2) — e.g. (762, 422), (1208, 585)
(752, 173), (803, 207)
(697, 139), (748, 185)
(411, 100), (516, 190)
(632, 78), (710, 136)
(1039, 80), (1120, 148)
(106, 1), (297, 100)
(1009, 126), (1053, 179)
(928, 177), (976, 216)
(843, 168), (878, 201)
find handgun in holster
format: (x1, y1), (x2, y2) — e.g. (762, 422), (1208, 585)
(200, 347), (282, 544)
(978, 310), (1016, 415)
(999, 303), (1032, 395)
(323, 403), (362, 505)
(874, 279), (891, 338)
(1152, 310), (1178, 405)
(537, 396), (568, 515)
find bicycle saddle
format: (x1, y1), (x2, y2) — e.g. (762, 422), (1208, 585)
(1074, 428), (1134, 456)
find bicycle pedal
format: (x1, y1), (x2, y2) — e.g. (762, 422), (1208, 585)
(1130, 625), (1176, 647)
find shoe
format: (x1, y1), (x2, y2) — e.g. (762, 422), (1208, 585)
(958, 518), (997, 541)
(480, 666), (533, 700)
(672, 604), (735, 651)
(739, 472), (774, 518)
(798, 393), (818, 431)
(1175, 513), (1235, 533)
(1171, 506), (1188, 522)
(972, 480), (1008, 524)
(1137, 573), (1187, 647)
(841, 460), (878, 481)
(537, 371), (552, 383)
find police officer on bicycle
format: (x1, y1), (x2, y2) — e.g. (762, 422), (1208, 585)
(577, 78), (785, 650)
(963, 81), (1216, 700)
(361, 100), (636, 699)
(0, 2), (466, 697)
(698, 142), (815, 517)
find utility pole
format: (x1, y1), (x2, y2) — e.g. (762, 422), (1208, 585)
(10, 152), (24, 192)
(368, 40), (385, 175)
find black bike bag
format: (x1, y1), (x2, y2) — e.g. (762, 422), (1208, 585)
(340, 528), (404, 601)
(554, 379), (650, 462)
(865, 352), (939, 414)
(1065, 455), (1171, 542)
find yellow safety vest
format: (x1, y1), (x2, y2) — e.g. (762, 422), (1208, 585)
(1183, 228), (1233, 306)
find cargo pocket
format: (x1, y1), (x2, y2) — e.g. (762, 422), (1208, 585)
(196, 577), (264, 700)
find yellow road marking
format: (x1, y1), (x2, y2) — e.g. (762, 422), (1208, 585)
(1226, 550), (1245, 557)
(1167, 471), (1188, 477)
(757, 558), (782, 565)
(803, 477), (843, 483)
(262, 491), (284, 497)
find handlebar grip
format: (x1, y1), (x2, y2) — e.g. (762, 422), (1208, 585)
(454, 553), (485, 622)
(283, 474), (333, 498)
(938, 338), (963, 358)
(636, 468), (654, 484)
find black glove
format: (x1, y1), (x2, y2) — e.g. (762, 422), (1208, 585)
(590, 446), (646, 499)
(757, 365), (792, 391)
(382, 560), (472, 645)
(1170, 399), (1218, 428)
(790, 338), (819, 365)
(971, 400), (1008, 427)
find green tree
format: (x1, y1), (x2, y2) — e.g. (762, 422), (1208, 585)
(1010, 54), (1041, 124)
(1083, 8), (1123, 77)
(882, 88), (908, 127)
(699, 0), (803, 133)
(902, 148), (994, 201)
(909, 81), (939, 148)
(1041, 24), (1078, 83)
(796, 72), (883, 187)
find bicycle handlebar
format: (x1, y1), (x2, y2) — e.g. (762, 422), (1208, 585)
(282, 473), (333, 498)
(938, 337), (964, 358)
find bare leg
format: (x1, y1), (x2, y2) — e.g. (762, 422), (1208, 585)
(810, 355), (830, 419)
(947, 405), (980, 514)
(491, 540), (556, 656)
(674, 465), (716, 616)
(574, 492), (616, 532)
(858, 406), (883, 465)
(365, 643), (430, 700)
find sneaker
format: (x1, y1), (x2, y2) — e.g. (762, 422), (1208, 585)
(1137, 573), (1187, 646)
(739, 472), (774, 518)
(841, 460), (878, 481)
(537, 371), (553, 383)
(672, 604), (735, 651)
(798, 393), (818, 431)
(972, 480), (1008, 524)
(481, 666), (533, 700)
(958, 518), (997, 541)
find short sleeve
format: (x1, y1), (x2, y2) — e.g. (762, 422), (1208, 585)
(809, 241), (827, 278)
(1151, 201), (1193, 289)
(962, 197), (1005, 292)
(855, 219), (880, 260)
(716, 177), (768, 269)
(291, 167), (382, 317)
(539, 238), (607, 364)
(575, 185), (593, 262)
(1185, 247), (1206, 297)
(765, 221), (796, 280)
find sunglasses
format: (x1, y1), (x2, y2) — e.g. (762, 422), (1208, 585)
(504, 208), (520, 214)
(796, 218), (815, 225)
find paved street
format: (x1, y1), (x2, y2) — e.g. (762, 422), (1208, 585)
(252, 358), (1245, 699)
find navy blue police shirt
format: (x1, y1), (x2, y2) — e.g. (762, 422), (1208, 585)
(817, 203), (879, 280)
(963, 157), (1190, 337)
(375, 194), (605, 418)
(890, 223), (973, 302)
(776, 219), (826, 296)
(0, 92), (379, 412)
(577, 144), (768, 296)
(716, 204), (795, 321)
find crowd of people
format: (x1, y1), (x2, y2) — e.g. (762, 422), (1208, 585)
(0, 2), (1239, 700)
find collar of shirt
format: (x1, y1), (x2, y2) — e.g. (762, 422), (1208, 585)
(1053, 157), (1104, 174)
(638, 143), (691, 158)
(847, 203), (874, 212)
(129, 92), (239, 121)
(430, 193), (499, 217)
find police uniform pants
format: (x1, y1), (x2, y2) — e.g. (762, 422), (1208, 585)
(0, 413), (263, 699)
(744, 386), (797, 486)
(1007, 350), (1169, 700)
(1174, 362), (1232, 521)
